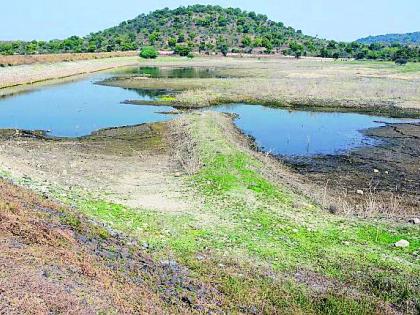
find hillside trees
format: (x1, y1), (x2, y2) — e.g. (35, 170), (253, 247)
(0, 5), (418, 61)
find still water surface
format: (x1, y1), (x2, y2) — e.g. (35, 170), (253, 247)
(0, 75), (172, 137)
(213, 104), (408, 156)
(0, 69), (411, 156)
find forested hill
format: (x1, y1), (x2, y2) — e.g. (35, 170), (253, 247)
(0, 5), (419, 61)
(102, 5), (309, 52)
(357, 32), (420, 45)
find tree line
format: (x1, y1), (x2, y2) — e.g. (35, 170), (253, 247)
(1, 5), (419, 62)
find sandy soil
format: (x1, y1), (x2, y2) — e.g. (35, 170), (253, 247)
(0, 123), (196, 213)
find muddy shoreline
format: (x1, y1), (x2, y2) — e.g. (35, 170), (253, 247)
(283, 122), (420, 217)
(1, 116), (419, 218)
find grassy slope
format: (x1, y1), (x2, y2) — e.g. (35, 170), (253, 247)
(59, 112), (419, 314)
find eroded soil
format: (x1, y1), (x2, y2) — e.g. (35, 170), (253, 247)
(0, 123), (197, 213)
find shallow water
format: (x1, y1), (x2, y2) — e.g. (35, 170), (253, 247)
(0, 74), (172, 137)
(0, 69), (413, 155)
(115, 66), (227, 78)
(213, 104), (410, 156)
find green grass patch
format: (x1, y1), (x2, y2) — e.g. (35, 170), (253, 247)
(49, 112), (419, 313)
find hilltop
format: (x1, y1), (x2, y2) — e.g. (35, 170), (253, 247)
(0, 5), (419, 61)
(357, 32), (420, 45)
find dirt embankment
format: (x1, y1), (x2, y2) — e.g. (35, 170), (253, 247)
(0, 51), (137, 66)
(0, 56), (139, 96)
(0, 179), (222, 314)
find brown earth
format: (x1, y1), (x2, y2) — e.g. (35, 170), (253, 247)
(0, 123), (197, 213)
(0, 179), (222, 314)
(0, 51), (137, 66)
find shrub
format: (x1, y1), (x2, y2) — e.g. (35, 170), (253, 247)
(395, 58), (408, 65)
(140, 46), (158, 59)
(174, 44), (192, 56)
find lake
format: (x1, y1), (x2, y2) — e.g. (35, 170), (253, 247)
(0, 69), (412, 156)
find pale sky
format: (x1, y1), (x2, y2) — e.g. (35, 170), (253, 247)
(1, 0), (419, 42)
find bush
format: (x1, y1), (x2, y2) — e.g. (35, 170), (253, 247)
(187, 52), (194, 59)
(174, 44), (192, 56)
(395, 58), (408, 65)
(140, 46), (158, 59)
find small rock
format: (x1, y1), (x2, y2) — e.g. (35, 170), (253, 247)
(385, 171), (389, 174)
(174, 172), (182, 177)
(408, 218), (420, 225)
(161, 260), (178, 268)
(328, 205), (338, 214)
(373, 169), (380, 173)
(342, 241), (351, 246)
(394, 240), (409, 248)
(356, 190), (364, 195)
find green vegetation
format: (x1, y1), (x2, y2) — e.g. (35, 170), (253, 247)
(139, 46), (158, 59)
(1, 5), (418, 61)
(174, 44), (192, 56)
(59, 113), (419, 313)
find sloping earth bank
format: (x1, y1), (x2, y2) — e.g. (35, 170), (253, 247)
(1, 112), (418, 314)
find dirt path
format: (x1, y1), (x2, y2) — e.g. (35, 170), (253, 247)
(0, 123), (196, 213)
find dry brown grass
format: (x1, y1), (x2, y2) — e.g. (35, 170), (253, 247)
(0, 180), (164, 314)
(105, 56), (420, 113)
(168, 117), (203, 175)
(0, 51), (137, 66)
(0, 179), (223, 314)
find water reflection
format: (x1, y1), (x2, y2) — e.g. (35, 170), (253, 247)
(116, 66), (227, 79)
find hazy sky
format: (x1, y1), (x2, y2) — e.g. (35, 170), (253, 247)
(1, 0), (419, 41)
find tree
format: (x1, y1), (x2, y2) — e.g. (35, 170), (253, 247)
(174, 44), (192, 56)
(262, 38), (273, 50)
(148, 32), (160, 45)
(140, 46), (158, 59)
(290, 41), (304, 58)
(220, 44), (229, 56)
(253, 37), (263, 47)
(241, 36), (252, 47)
(216, 37), (229, 56)
(177, 33), (185, 43)
(168, 37), (177, 48)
